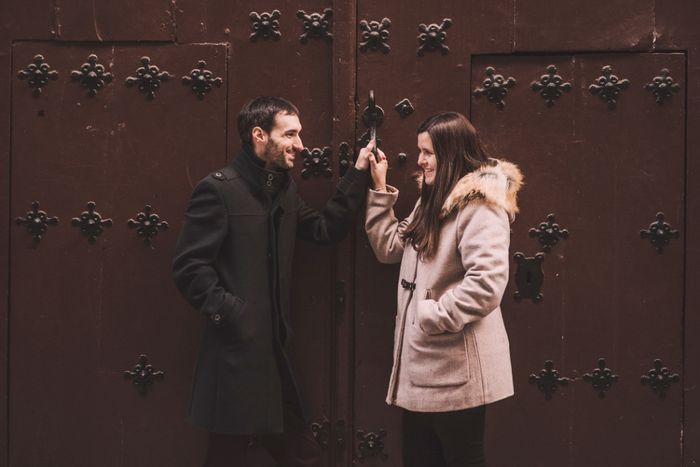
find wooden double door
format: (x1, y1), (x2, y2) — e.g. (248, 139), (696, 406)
(6, 1), (689, 466)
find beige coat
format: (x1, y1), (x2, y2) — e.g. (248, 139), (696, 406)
(365, 160), (523, 412)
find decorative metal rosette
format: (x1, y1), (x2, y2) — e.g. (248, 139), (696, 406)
(301, 147), (333, 179)
(529, 360), (570, 400)
(124, 354), (164, 395)
(71, 54), (113, 97)
(127, 204), (169, 247)
(71, 201), (113, 243)
(644, 68), (680, 104)
(15, 201), (59, 243)
(356, 429), (388, 462)
(359, 18), (391, 53)
(17, 54), (59, 96)
(641, 359), (679, 399)
(588, 65), (630, 109)
(125, 56), (171, 100)
(181, 60), (222, 99)
(473, 66), (517, 110)
(416, 18), (452, 56)
(529, 213), (569, 252)
(531, 64), (572, 107)
(639, 212), (679, 253)
(249, 10), (282, 41)
(296, 8), (333, 43)
(582, 358), (619, 398)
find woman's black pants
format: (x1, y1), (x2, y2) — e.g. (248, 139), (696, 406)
(402, 405), (486, 467)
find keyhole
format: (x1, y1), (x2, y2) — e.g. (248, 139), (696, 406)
(526, 271), (532, 284)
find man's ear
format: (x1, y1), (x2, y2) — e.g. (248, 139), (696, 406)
(251, 126), (267, 144)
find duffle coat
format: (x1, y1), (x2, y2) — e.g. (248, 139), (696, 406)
(365, 160), (523, 412)
(173, 148), (369, 434)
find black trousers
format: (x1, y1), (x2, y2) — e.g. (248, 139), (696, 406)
(203, 398), (321, 467)
(203, 360), (321, 467)
(402, 406), (486, 467)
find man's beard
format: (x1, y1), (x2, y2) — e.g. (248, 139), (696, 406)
(263, 138), (293, 171)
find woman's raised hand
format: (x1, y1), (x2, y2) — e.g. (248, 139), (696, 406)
(367, 142), (388, 192)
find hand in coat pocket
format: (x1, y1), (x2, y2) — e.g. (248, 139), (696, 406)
(217, 296), (251, 344)
(407, 324), (471, 387)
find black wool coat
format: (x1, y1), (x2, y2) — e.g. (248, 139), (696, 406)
(172, 148), (369, 434)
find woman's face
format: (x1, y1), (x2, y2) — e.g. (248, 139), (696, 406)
(417, 132), (437, 185)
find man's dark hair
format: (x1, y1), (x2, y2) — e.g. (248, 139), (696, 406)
(237, 96), (300, 144)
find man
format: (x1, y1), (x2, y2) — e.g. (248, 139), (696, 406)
(172, 96), (371, 466)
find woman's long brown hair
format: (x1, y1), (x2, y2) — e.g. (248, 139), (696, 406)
(402, 112), (492, 260)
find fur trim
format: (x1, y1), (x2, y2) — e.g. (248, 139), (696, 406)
(440, 159), (523, 221)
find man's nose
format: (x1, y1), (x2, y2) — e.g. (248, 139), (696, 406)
(293, 136), (303, 151)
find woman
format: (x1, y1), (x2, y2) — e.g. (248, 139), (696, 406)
(363, 112), (523, 467)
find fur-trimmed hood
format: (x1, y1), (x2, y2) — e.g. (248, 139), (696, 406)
(440, 159), (523, 222)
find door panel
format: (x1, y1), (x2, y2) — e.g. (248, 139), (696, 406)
(470, 53), (685, 467)
(6, 4), (691, 467)
(215, 1), (337, 464)
(10, 42), (226, 467)
(471, 55), (577, 467)
(53, 0), (175, 41)
(513, 1), (655, 52)
(352, 1), (514, 463)
(10, 6), (338, 465)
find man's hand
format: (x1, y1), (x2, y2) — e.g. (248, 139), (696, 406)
(354, 139), (375, 171)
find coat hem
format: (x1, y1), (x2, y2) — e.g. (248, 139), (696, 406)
(387, 389), (514, 413)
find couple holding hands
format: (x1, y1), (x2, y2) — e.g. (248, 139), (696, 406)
(173, 96), (523, 467)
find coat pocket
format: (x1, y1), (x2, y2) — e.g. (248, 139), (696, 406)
(411, 289), (432, 326)
(217, 296), (251, 344)
(406, 325), (470, 387)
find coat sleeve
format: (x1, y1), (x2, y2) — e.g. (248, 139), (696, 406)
(364, 186), (413, 264)
(296, 166), (370, 244)
(172, 178), (244, 324)
(416, 201), (511, 334)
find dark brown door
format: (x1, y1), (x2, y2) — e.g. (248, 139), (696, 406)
(352, 2), (517, 463)
(10, 42), (226, 466)
(471, 53), (685, 467)
(10, 5), (339, 466)
(5, 3), (692, 467)
(351, 49), (685, 465)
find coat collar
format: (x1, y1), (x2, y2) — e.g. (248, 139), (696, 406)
(438, 159), (524, 222)
(231, 145), (291, 201)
